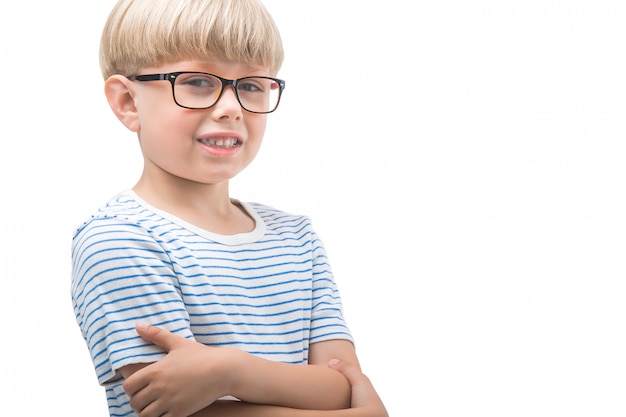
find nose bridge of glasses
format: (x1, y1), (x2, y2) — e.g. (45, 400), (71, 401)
(220, 78), (237, 94)
(214, 78), (241, 108)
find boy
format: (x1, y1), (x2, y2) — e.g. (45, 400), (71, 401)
(71, 1), (387, 416)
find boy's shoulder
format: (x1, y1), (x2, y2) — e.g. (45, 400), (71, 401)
(73, 192), (315, 238)
(72, 190), (148, 236)
(246, 201), (312, 226)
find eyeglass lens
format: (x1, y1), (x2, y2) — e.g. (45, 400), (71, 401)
(173, 73), (281, 113)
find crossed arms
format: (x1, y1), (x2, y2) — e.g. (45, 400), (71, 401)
(120, 324), (388, 417)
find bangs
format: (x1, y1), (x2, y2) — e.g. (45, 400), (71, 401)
(101, 0), (284, 78)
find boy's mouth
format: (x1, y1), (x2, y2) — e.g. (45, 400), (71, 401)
(198, 137), (240, 148)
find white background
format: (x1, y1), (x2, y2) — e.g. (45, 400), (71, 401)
(1, 1), (625, 416)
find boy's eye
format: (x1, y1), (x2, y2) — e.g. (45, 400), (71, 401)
(237, 80), (264, 93)
(181, 76), (216, 88)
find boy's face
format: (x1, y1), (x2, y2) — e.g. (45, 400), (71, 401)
(121, 60), (271, 189)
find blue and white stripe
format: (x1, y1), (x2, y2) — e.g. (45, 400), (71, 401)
(71, 190), (352, 416)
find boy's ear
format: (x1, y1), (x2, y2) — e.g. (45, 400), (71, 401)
(104, 75), (140, 132)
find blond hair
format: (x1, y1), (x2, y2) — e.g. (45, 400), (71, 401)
(100, 0), (284, 79)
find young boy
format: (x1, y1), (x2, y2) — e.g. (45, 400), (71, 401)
(71, 1), (387, 416)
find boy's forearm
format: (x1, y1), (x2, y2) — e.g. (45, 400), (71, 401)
(192, 401), (304, 417)
(229, 349), (351, 410)
(193, 359), (388, 417)
(193, 401), (361, 417)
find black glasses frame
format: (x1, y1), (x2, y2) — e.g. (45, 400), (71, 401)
(127, 71), (286, 114)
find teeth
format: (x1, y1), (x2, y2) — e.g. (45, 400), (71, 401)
(200, 137), (239, 148)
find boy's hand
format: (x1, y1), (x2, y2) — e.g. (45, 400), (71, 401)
(123, 324), (237, 417)
(329, 359), (389, 417)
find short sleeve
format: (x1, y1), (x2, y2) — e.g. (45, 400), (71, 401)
(308, 227), (354, 345)
(71, 216), (194, 385)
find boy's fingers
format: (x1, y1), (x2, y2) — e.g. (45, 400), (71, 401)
(328, 359), (367, 387)
(135, 323), (183, 351)
(329, 359), (388, 415)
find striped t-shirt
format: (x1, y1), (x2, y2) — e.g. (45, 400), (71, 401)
(71, 190), (353, 416)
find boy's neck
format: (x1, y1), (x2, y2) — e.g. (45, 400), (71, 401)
(133, 177), (255, 235)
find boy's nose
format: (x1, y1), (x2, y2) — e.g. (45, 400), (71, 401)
(213, 86), (242, 116)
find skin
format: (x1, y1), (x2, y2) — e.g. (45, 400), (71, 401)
(128, 325), (389, 417)
(104, 59), (385, 417)
(105, 60), (267, 234)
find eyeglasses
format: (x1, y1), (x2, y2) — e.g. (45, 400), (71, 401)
(127, 71), (286, 114)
